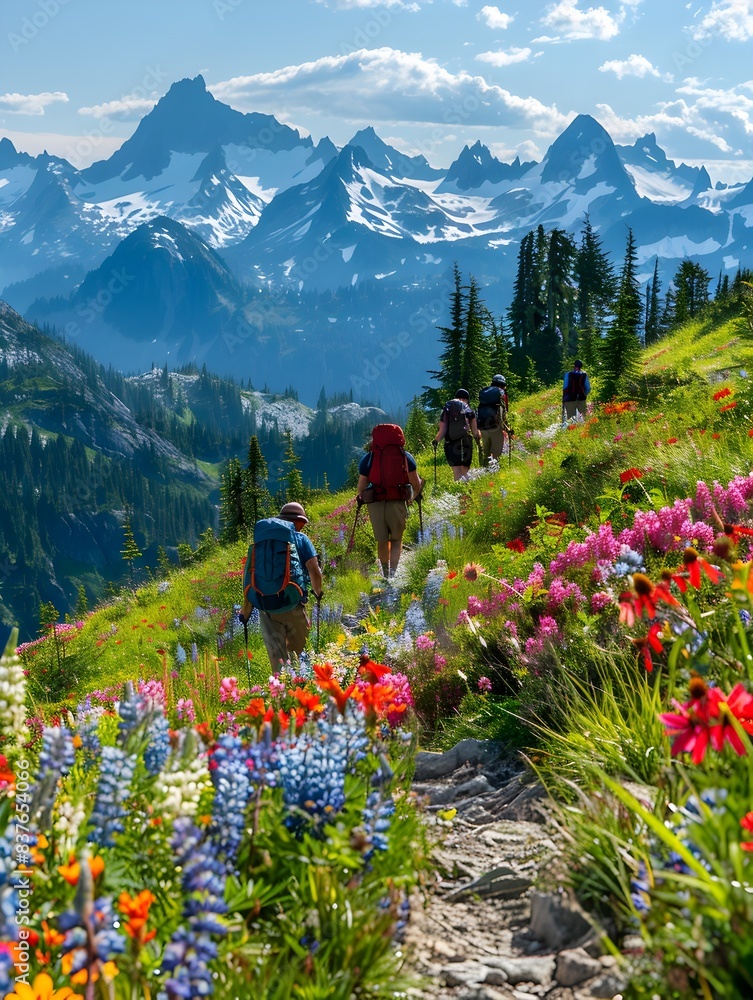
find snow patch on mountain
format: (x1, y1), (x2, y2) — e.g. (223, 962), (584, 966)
(623, 164), (693, 204)
(636, 235), (722, 264)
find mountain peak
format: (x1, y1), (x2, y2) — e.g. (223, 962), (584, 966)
(345, 126), (442, 180)
(540, 114), (623, 185)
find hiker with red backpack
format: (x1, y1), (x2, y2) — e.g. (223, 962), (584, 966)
(357, 424), (424, 579)
(240, 501), (323, 669)
(433, 389), (481, 482)
(562, 359), (591, 423)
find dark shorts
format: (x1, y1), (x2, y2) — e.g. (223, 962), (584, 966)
(444, 435), (473, 468)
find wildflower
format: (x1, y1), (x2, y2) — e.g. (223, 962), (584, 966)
(707, 682), (753, 755)
(630, 861), (652, 914)
(208, 735), (253, 872)
(620, 468), (643, 484)
(740, 812), (753, 851)
(290, 687), (323, 713)
(144, 713), (171, 776)
(659, 694), (715, 764)
(219, 677), (240, 704)
(680, 547), (721, 588)
(118, 890), (156, 944)
(88, 747), (137, 847)
(463, 562), (484, 582)
(506, 538), (525, 553)
(446, 571), (458, 580)
(358, 656), (392, 683)
(632, 622), (664, 672)
(477, 676), (492, 693)
(713, 387), (732, 401)
(723, 522), (753, 544)
(667, 437), (678, 445)
(176, 698), (196, 723)
(3, 973), (82, 1000)
(313, 663), (356, 715)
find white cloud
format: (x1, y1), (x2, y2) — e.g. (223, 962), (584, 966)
(593, 100), (737, 154)
(477, 5), (514, 29)
(211, 47), (572, 134)
(477, 46), (533, 66)
(693, 0), (753, 41)
(540, 1), (622, 41)
(598, 53), (665, 79)
(78, 96), (158, 121)
(0, 91), (69, 116)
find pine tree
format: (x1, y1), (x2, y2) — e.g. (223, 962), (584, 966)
(425, 262), (466, 408)
(157, 545), (172, 579)
(673, 259), (710, 324)
(405, 396), (432, 455)
(599, 228), (643, 401)
(644, 259), (661, 345)
(281, 430), (307, 504)
(243, 435), (271, 529)
(219, 457), (245, 543)
(121, 508), (143, 588)
(344, 459), (360, 491)
(460, 277), (492, 399)
(573, 216), (616, 368)
(74, 584), (88, 619)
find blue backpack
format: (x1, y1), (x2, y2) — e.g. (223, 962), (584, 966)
(243, 518), (307, 613)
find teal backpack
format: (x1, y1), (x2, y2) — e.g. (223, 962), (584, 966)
(243, 518), (307, 613)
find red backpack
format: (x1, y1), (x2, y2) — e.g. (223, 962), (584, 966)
(367, 424), (411, 501)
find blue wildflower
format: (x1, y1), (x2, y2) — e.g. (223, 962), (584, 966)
(59, 895), (125, 974)
(209, 734), (253, 871)
(176, 643), (187, 665)
(144, 713), (171, 776)
(117, 681), (147, 742)
(613, 545), (645, 578)
(630, 860), (651, 914)
(88, 746), (137, 847)
(31, 726), (75, 828)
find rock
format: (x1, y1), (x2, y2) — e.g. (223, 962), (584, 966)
(425, 774), (495, 806)
(483, 969), (509, 986)
(577, 972), (628, 998)
(442, 961), (491, 987)
(555, 948), (603, 987)
(484, 956), (555, 986)
(459, 988), (512, 1000)
(545, 990), (576, 1000)
(414, 738), (499, 781)
(447, 865), (533, 902)
(529, 892), (593, 951)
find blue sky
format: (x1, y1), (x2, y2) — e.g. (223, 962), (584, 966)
(2, 0), (753, 181)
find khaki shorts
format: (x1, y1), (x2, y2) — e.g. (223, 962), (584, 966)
(481, 425), (506, 460)
(366, 499), (408, 543)
(259, 603), (311, 669)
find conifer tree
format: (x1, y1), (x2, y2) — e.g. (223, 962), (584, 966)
(573, 216), (616, 367)
(460, 277), (492, 399)
(344, 459), (360, 491)
(219, 457), (245, 543)
(157, 545), (172, 579)
(74, 584), (88, 619)
(673, 259), (710, 324)
(120, 508), (142, 588)
(405, 396), (432, 455)
(243, 435), (271, 528)
(599, 228), (643, 401)
(281, 430), (307, 504)
(425, 263), (465, 408)
(645, 259), (662, 345)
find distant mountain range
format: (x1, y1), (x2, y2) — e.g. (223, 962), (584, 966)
(2, 74), (751, 406)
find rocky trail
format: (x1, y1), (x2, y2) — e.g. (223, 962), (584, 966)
(403, 739), (628, 1000)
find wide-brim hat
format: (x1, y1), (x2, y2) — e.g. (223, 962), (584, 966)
(279, 502), (308, 525)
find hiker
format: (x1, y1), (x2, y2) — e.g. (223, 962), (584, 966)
(433, 389), (481, 482)
(240, 501), (323, 669)
(477, 374), (509, 465)
(357, 424), (424, 579)
(562, 359), (591, 422)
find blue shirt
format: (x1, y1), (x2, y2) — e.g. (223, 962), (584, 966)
(293, 531), (317, 594)
(359, 451), (417, 478)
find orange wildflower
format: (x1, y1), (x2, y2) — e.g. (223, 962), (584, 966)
(118, 889), (157, 945)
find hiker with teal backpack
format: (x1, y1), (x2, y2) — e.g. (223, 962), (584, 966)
(240, 501), (323, 669)
(357, 424), (424, 579)
(477, 375), (508, 465)
(562, 359), (591, 424)
(433, 389), (481, 481)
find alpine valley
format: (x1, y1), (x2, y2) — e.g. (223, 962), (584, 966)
(1, 74), (751, 410)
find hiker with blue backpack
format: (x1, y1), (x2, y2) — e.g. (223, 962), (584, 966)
(433, 389), (481, 481)
(477, 375), (508, 465)
(240, 501), (323, 669)
(357, 424), (424, 579)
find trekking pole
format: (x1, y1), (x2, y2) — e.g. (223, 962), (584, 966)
(315, 592), (322, 651)
(346, 498), (364, 554)
(242, 615), (251, 690)
(477, 437), (483, 469)
(416, 494), (424, 541)
(432, 441), (437, 488)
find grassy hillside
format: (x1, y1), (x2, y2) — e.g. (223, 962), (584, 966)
(8, 303), (753, 997)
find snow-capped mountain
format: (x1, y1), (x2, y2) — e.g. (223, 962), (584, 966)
(5, 75), (753, 402)
(438, 141), (534, 194)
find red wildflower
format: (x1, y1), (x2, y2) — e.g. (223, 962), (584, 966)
(358, 656), (392, 683)
(724, 522), (753, 543)
(632, 622), (664, 672)
(720, 402), (738, 412)
(712, 433), (721, 439)
(713, 387), (732, 401)
(446, 570), (458, 580)
(620, 468), (643, 484)
(680, 547), (721, 588)
(741, 810), (753, 851)
(659, 693), (716, 764)
(748, 429), (753, 437)
(667, 437), (678, 445)
(618, 592), (637, 627)
(506, 538), (526, 553)
(707, 682), (753, 755)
